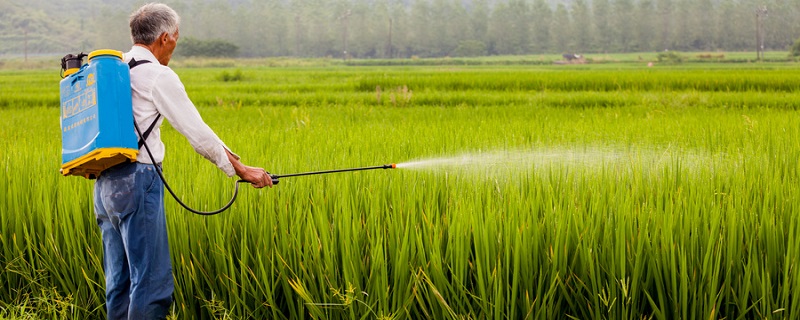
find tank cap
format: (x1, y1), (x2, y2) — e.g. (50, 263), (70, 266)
(88, 49), (123, 61)
(61, 52), (87, 78)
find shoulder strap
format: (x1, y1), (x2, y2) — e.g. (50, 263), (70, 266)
(137, 115), (161, 149)
(128, 57), (158, 149)
(128, 57), (151, 69)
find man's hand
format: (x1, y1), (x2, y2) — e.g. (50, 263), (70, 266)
(237, 165), (273, 188)
(227, 150), (272, 188)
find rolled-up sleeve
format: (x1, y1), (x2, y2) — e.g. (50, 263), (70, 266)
(151, 69), (237, 177)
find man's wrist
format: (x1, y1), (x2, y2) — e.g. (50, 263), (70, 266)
(226, 150), (246, 176)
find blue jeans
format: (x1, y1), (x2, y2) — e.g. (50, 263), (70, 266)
(94, 162), (173, 320)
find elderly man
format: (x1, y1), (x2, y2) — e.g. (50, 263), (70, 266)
(93, 3), (272, 319)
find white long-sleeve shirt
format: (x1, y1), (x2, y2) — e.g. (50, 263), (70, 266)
(124, 46), (237, 177)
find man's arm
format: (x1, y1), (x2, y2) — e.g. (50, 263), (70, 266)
(150, 69), (272, 186)
(151, 69), (241, 176)
(227, 150), (272, 188)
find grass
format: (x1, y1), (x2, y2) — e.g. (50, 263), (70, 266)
(1, 61), (799, 319)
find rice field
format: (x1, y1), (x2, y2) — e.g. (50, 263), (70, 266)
(1, 61), (799, 319)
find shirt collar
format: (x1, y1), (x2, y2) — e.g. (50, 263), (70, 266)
(125, 45), (159, 64)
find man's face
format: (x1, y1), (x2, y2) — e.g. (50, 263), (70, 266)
(158, 28), (180, 65)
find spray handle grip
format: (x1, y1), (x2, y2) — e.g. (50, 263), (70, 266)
(270, 174), (280, 185)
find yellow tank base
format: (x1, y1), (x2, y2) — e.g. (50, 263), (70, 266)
(60, 148), (138, 179)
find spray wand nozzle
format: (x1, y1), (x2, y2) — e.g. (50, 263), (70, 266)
(269, 163), (396, 185)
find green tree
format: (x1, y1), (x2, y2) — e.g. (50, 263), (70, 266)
(530, 0), (552, 53)
(307, 0), (337, 57)
(765, 0), (796, 51)
(452, 40), (488, 57)
(429, 0), (461, 56)
(656, 0), (673, 51)
(176, 37), (239, 57)
(632, 0), (657, 52)
(671, 0), (691, 50)
(611, 0), (635, 51)
(234, 1), (289, 57)
(687, 0), (714, 50)
(386, 1), (411, 58)
(785, 0), (800, 50)
(364, 1), (393, 58)
(346, 2), (378, 58)
(549, 3), (570, 53)
(185, 0), (236, 42)
(7, 0), (800, 58)
(489, 0), (531, 55)
(469, 0), (491, 45)
(571, 0), (592, 53)
(714, 0), (739, 50)
(409, 0), (434, 56)
(508, 0), (531, 54)
(789, 37), (800, 57)
(592, 0), (612, 52)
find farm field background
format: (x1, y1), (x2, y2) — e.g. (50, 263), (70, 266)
(1, 59), (799, 319)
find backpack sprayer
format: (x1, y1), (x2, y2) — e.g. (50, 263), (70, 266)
(59, 49), (395, 215)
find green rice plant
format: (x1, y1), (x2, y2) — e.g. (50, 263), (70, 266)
(1, 64), (799, 319)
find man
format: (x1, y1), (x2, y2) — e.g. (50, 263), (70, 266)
(94, 3), (272, 319)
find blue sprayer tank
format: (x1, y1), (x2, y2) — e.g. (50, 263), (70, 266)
(60, 49), (138, 179)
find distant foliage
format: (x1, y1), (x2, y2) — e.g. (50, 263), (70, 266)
(177, 37), (239, 58)
(790, 38), (800, 58)
(657, 51), (684, 64)
(5, 0), (800, 58)
(452, 40), (488, 57)
(217, 69), (245, 82)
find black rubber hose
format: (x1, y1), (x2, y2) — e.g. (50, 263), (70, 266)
(135, 121), (245, 216)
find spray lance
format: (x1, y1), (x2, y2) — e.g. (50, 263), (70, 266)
(156, 162), (396, 216)
(268, 164), (396, 185)
(137, 127), (396, 215)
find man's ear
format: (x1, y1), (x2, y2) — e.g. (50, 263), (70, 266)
(160, 32), (169, 44)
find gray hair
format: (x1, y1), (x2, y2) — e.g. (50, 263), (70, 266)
(129, 3), (180, 45)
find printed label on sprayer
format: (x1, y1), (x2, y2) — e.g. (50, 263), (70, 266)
(61, 73), (98, 131)
(60, 71), (100, 156)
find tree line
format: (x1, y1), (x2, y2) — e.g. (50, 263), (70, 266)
(4, 0), (800, 58)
